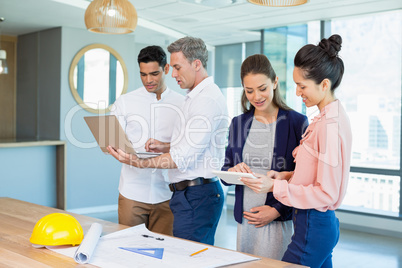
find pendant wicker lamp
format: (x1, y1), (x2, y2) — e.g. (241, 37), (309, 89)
(85, 0), (137, 34)
(248, 0), (308, 6)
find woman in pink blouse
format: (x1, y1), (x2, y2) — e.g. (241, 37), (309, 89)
(241, 34), (352, 268)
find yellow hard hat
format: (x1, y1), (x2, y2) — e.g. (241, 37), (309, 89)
(30, 213), (84, 246)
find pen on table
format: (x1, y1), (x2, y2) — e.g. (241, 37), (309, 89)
(142, 234), (164, 241)
(142, 234), (154, 238)
(190, 247), (208, 257)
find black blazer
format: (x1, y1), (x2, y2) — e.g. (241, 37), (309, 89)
(221, 108), (308, 223)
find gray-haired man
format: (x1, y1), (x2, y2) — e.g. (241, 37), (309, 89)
(108, 37), (229, 245)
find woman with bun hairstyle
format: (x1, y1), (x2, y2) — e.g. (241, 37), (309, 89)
(221, 54), (308, 259)
(241, 35), (352, 268)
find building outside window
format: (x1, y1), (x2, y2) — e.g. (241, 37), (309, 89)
(333, 10), (402, 216)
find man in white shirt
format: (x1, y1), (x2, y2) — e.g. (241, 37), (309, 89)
(107, 37), (229, 245)
(110, 46), (184, 235)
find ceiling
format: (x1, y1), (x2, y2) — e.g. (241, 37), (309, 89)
(1, 0), (401, 46)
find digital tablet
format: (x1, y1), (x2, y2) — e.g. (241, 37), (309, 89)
(212, 170), (257, 185)
(135, 151), (163, 158)
(84, 115), (162, 158)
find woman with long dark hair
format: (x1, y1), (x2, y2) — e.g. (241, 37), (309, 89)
(221, 54), (307, 259)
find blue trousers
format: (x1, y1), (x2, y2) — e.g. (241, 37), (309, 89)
(282, 208), (339, 268)
(169, 180), (224, 245)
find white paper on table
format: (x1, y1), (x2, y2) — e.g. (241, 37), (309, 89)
(73, 222), (103, 263)
(46, 222), (103, 264)
(49, 224), (260, 268)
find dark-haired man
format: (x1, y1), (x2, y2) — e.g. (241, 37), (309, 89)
(110, 46), (184, 235)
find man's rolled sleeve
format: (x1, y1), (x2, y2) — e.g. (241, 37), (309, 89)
(169, 147), (187, 173)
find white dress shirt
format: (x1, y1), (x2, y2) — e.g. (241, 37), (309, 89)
(169, 77), (229, 183)
(111, 87), (185, 203)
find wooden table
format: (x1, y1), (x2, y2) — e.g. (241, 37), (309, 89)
(0, 198), (305, 267)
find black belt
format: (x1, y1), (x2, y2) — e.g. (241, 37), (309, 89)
(169, 177), (218, 192)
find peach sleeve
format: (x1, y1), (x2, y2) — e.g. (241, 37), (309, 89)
(273, 119), (346, 211)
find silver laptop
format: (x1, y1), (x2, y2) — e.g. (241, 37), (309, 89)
(84, 115), (161, 158)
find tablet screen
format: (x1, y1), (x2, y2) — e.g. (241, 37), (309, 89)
(212, 170), (257, 185)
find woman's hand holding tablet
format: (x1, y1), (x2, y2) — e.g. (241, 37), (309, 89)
(212, 170), (257, 185)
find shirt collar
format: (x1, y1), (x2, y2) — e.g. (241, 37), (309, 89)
(312, 99), (339, 122)
(186, 76), (214, 99)
(142, 86), (170, 101)
(159, 87), (170, 101)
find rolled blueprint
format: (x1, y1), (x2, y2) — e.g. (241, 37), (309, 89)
(74, 222), (103, 264)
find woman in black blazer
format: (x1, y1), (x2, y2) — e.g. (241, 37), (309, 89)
(221, 54), (308, 259)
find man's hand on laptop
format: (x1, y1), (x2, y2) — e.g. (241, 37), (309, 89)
(107, 145), (140, 167)
(145, 138), (170, 153)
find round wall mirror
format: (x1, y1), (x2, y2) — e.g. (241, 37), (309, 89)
(69, 44), (128, 113)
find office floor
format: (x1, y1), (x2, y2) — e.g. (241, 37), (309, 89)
(84, 208), (402, 268)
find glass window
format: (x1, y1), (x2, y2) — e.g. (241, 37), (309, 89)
(333, 10), (402, 170)
(216, 41), (262, 119)
(215, 43), (242, 89)
(263, 22), (320, 117)
(342, 173), (400, 216)
(333, 10), (402, 216)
